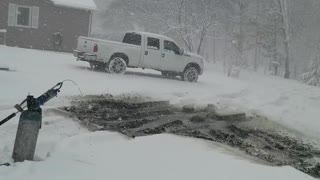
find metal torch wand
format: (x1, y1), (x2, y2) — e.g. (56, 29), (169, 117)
(0, 82), (64, 127)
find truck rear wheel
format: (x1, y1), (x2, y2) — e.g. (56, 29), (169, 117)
(181, 66), (199, 82)
(108, 57), (127, 74)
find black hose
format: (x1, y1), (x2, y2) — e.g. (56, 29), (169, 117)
(0, 113), (16, 127)
(0, 163), (10, 166)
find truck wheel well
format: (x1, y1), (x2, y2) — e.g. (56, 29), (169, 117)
(110, 53), (129, 65)
(184, 63), (200, 73)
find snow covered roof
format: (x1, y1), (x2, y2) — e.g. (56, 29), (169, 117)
(51, 0), (97, 10)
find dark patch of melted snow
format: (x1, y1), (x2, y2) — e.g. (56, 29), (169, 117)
(61, 95), (320, 178)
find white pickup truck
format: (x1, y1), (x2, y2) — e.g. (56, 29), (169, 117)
(74, 31), (204, 82)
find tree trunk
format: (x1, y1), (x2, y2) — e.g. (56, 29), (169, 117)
(254, 0), (261, 71)
(273, 23), (277, 65)
(239, 0), (245, 67)
(284, 40), (290, 78)
(279, 0), (290, 79)
(197, 29), (206, 55)
(212, 31), (217, 63)
(254, 36), (260, 71)
(293, 57), (297, 78)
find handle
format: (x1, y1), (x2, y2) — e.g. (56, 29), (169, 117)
(145, 51), (149, 55)
(0, 113), (16, 127)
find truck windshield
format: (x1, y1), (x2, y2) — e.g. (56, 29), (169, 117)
(123, 33), (142, 46)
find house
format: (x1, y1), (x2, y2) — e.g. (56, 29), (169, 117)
(0, 0), (96, 52)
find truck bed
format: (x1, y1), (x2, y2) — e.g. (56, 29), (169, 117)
(76, 36), (143, 67)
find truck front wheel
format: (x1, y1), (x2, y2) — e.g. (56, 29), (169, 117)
(181, 66), (199, 82)
(108, 57), (127, 74)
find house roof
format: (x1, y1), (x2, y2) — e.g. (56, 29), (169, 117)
(51, 0), (97, 10)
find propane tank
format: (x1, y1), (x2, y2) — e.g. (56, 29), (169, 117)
(12, 96), (42, 162)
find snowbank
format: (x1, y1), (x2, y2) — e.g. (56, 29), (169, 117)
(0, 130), (314, 180)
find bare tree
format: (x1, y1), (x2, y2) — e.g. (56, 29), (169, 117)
(253, 0), (261, 71)
(223, 0), (250, 77)
(134, 0), (219, 55)
(298, 42), (320, 86)
(277, 0), (291, 78)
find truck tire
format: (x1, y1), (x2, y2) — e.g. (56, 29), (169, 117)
(108, 57), (127, 74)
(181, 66), (199, 82)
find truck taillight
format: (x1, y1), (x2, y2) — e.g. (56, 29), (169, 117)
(93, 44), (98, 52)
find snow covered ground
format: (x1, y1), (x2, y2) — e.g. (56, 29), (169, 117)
(0, 45), (319, 179)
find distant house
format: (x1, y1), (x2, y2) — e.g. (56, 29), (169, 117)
(0, 0), (96, 52)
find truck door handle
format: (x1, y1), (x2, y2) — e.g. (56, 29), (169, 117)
(162, 53), (165, 58)
(145, 51), (148, 55)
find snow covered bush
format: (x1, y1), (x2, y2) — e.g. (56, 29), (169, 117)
(299, 57), (320, 86)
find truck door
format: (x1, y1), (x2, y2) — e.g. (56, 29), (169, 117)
(161, 40), (185, 72)
(142, 36), (161, 69)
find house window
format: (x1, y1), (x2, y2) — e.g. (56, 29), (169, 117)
(16, 6), (31, 27)
(8, 4), (39, 29)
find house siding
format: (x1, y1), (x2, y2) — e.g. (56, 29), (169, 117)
(0, 0), (91, 52)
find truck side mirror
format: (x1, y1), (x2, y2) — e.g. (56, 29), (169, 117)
(179, 48), (185, 55)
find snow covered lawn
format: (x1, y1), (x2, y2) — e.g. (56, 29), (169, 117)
(0, 131), (314, 180)
(1, 45), (320, 138)
(0, 45), (319, 179)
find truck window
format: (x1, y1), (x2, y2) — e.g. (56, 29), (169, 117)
(164, 40), (180, 54)
(123, 33), (142, 46)
(147, 37), (160, 50)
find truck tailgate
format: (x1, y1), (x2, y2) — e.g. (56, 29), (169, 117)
(76, 36), (98, 53)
